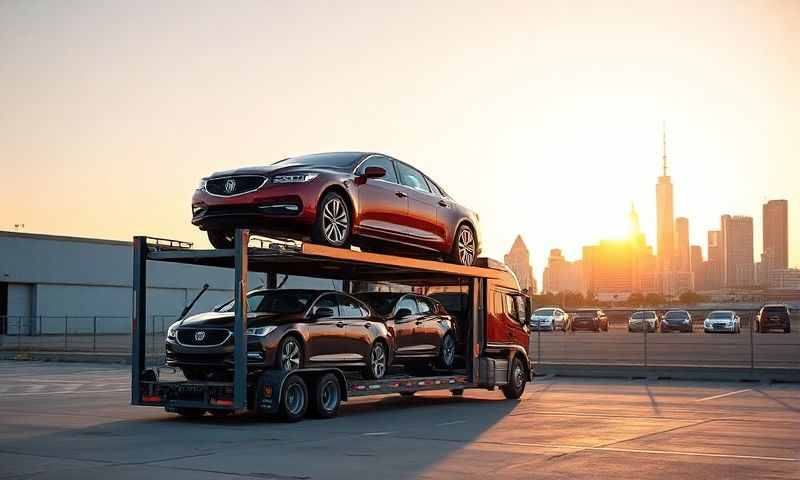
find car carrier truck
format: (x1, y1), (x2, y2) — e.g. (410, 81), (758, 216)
(131, 229), (532, 421)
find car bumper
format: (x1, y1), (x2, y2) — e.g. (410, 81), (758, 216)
(165, 337), (278, 368)
(530, 324), (554, 331)
(661, 322), (692, 332)
(704, 324), (737, 333)
(628, 322), (656, 332)
(572, 320), (599, 331)
(761, 319), (790, 331)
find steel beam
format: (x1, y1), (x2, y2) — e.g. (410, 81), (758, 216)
(131, 236), (148, 405)
(233, 229), (249, 410)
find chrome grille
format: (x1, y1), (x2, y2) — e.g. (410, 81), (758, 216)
(205, 175), (267, 196)
(176, 328), (231, 347)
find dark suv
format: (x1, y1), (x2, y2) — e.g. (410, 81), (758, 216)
(756, 304), (792, 333)
(570, 309), (609, 332)
(166, 289), (393, 380)
(355, 292), (457, 373)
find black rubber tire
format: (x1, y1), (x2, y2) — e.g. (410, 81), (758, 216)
(207, 230), (234, 249)
(208, 409), (232, 417)
(312, 191), (352, 248)
(449, 224), (478, 266)
(279, 375), (308, 422)
(400, 391), (415, 397)
(362, 341), (388, 380)
(311, 373), (341, 419)
(501, 357), (527, 400)
(181, 366), (209, 382)
(174, 408), (206, 418)
(436, 332), (457, 369)
(451, 389), (464, 396)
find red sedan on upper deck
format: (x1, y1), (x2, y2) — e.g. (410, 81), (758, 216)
(191, 152), (481, 265)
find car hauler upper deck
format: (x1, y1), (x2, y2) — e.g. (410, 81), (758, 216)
(131, 229), (532, 421)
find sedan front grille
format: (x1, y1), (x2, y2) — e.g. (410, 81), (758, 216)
(206, 175), (267, 196)
(176, 328), (231, 347)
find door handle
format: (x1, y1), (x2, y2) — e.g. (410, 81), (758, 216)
(438, 200), (449, 207)
(336, 321), (345, 328)
(364, 322), (371, 328)
(395, 191), (407, 198)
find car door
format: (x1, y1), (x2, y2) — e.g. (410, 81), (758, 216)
(336, 294), (374, 362)
(305, 293), (349, 363)
(354, 155), (408, 240)
(393, 295), (423, 355)
(415, 296), (441, 353)
(394, 161), (442, 248)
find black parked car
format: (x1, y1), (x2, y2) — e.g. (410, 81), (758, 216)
(756, 304), (792, 333)
(569, 309), (609, 332)
(355, 292), (458, 373)
(660, 310), (693, 333)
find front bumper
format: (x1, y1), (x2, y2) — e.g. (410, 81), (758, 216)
(704, 323), (736, 333)
(572, 319), (599, 331)
(661, 321), (692, 332)
(165, 337), (278, 369)
(628, 321), (656, 332)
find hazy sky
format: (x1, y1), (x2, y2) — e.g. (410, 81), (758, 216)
(2, 1), (799, 284)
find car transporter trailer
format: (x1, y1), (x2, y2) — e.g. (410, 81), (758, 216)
(131, 229), (532, 421)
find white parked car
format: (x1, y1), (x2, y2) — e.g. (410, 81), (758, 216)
(628, 310), (658, 333)
(704, 310), (741, 334)
(530, 307), (568, 332)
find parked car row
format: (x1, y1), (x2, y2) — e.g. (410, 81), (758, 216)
(166, 289), (464, 382)
(530, 304), (793, 334)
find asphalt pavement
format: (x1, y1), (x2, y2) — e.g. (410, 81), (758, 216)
(0, 361), (798, 479)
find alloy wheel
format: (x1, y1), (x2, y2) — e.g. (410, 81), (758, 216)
(457, 227), (475, 265)
(321, 197), (349, 245)
(280, 338), (301, 371)
(371, 343), (386, 378)
(441, 335), (455, 367)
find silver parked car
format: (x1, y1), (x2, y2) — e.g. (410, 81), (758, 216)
(628, 311), (658, 333)
(530, 308), (568, 332)
(704, 310), (741, 334)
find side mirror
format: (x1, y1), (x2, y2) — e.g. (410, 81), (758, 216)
(524, 296), (531, 320)
(395, 308), (412, 319)
(363, 166), (386, 179)
(313, 307), (335, 319)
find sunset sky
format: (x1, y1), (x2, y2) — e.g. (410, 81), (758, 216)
(2, 1), (799, 285)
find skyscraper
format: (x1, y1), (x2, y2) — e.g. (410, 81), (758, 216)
(656, 127), (674, 278)
(690, 245), (704, 291)
(675, 217), (690, 273)
(504, 235), (536, 294)
(542, 248), (582, 294)
(706, 230), (722, 290)
(763, 199), (789, 272)
(721, 215), (755, 287)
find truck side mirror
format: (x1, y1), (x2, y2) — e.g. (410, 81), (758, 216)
(524, 296), (531, 320)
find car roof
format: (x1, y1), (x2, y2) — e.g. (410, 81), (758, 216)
(708, 310), (735, 315)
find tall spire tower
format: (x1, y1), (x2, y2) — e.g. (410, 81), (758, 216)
(655, 122), (675, 285)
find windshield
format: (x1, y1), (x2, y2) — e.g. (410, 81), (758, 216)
(631, 311), (655, 319)
(764, 306), (788, 314)
(665, 311), (688, 319)
(272, 152), (362, 169)
(534, 309), (555, 317)
(218, 290), (318, 314)
(354, 292), (404, 316)
(709, 311), (733, 320)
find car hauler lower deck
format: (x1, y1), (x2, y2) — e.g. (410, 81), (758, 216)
(131, 229), (532, 421)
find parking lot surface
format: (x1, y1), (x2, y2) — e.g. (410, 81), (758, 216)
(0, 361), (798, 479)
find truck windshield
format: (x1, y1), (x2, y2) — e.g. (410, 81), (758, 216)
(217, 290), (318, 314)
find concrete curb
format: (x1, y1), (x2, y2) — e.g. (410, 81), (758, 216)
(533, 363), (800, 383)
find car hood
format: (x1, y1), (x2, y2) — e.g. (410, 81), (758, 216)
(177, 311), (300, 329)
(207, 164), (345, 178)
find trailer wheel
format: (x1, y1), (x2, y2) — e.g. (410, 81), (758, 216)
(399, 391), (415, 397)
(312, 373), (341, 419)
(436, 332), (456, 369)
(450, 389), (464, 396)
(279, 374), (308, 422)
(174, 407), (206, 418)
(501, 357), (526, 400)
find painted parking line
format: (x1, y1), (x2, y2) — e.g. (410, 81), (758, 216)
(0, 388), (129, 397)
(695, 388), (753, 402)
(436, 420), (467, 427)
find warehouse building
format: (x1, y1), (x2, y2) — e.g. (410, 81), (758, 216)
(0, 231), (330, 335)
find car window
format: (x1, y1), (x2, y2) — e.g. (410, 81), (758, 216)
(665, 311), (688, 319)
(312, 294), (339, 316)
(632, 312), (643, 320)
(504, 294), (526, 324)
(709, 311), (733, 319)
(534, 308), (555, 317)
(515, 296), (527, 322)
(359, 155), (399, 183)
(337, 294), (367, 318)
(396, 162), (432, 193)
(425, 176), (445, 197)
(644, 312), (656, 319)
(764, 306), (788, 315)
(396, 296), (419, 315)
(417, 297), (434, 315)
(354, 292), (403, 316)
(219, 290), (317, 314)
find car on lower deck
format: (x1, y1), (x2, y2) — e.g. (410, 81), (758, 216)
(660, 310), (693, 333)
(165, 289), (393, 381)
(354, 291), (458, 374)
(756, 304), (792, 333)
(628, 310), (658, 333)
(191, 152), (482, 265)
(569, 309), (608, 332)
(703, 310), (741, 334)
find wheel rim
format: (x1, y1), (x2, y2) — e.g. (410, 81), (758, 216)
(457, 228), (475, 265)
(513, 363), (525, 389)
(321, 380), (339, 411)
(322, 197), (349, 245)
(371, 343), (386, 378)
(442, 335), (455, 366)
(281, 339), (301, 371)
(285, 383), (304, 416)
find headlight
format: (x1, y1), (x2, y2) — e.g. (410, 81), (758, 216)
(246, 326), (277, 337)
(167, 323), (179, 339)
(272, 173), (319, 184)
(198, 178), (208, 190)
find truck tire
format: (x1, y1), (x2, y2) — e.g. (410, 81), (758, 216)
(311, 373), (341, 419)
(501, 357), (526, 400)
(279, 374), (308, 422)
(174, 407), (206, 418)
